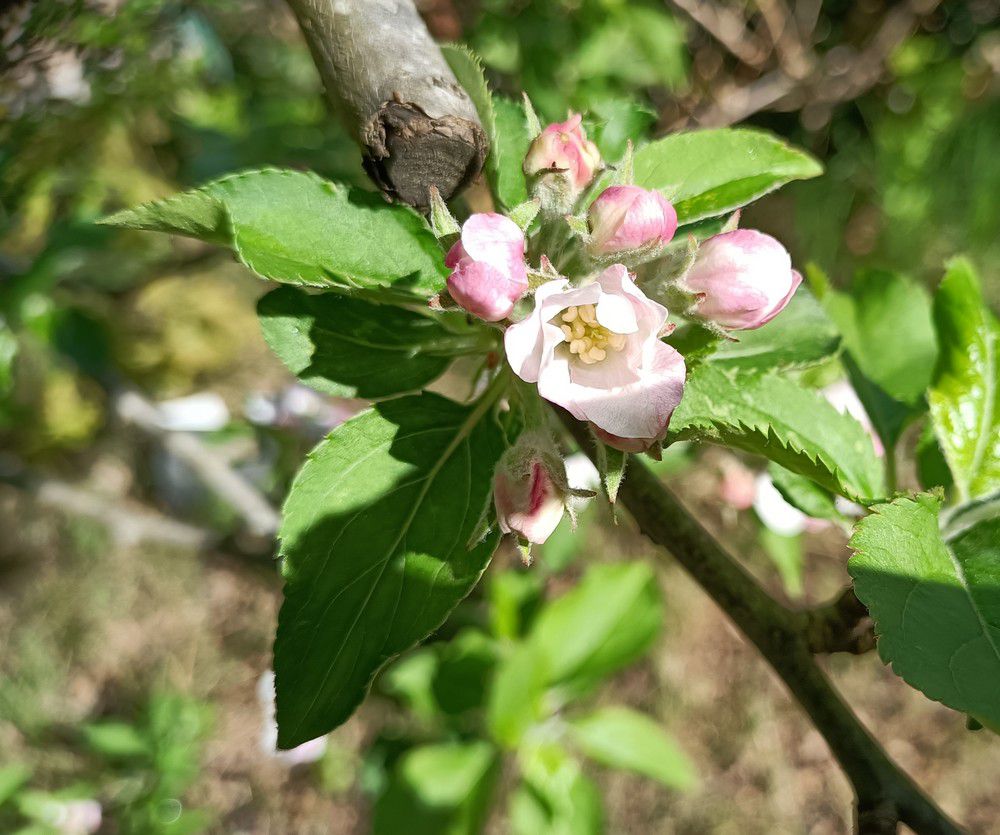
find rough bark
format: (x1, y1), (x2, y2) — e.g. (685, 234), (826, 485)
(285, 0), (486, 207)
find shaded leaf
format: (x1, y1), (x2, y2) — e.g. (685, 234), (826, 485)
(274, 392), (505, 747)
(373, 742), (499, 835)
(258, 287), (489, 398)
(850, 493), (1000, 726)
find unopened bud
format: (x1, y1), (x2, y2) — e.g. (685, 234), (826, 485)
(493, 432), (569, 545)
(683, 230), (801, 330)
(446, 213), (528, 322)
(587, 186), (677, 257)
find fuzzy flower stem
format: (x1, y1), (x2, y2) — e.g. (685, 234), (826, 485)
(560, 411), (963, 835)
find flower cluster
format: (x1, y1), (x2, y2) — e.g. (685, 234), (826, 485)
(440, 114), (803, 546)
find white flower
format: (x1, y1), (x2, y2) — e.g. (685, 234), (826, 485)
(257, 671), (328, 766)
(505, 265), (686, 445)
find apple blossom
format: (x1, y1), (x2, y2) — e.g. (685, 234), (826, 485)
(587, 185), (678, 256)
(523, 113), (602, 193)
(684, 229), (801, 330)
(822, 380), (884, 457)
(493, 433), (569, 544)
(445, 213), (528, 321)
(505, 265), (686, 445)
(257, 671), (328, 766)
(47, 800), (102, 835)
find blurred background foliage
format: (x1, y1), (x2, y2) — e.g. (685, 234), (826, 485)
(1, 1), (998, 833)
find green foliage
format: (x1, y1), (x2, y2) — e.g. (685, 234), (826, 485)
(444, 45), (530, 210)
(707, 288), (841, 372)
(274, 392), (506, 747)
(257, 287), (490, 399)
(630, 129), (822, 223)
(850, 494), (1000, 727)
(488, 642), (550, 748)
(928, 258), (1000, 502)
(670, 365), (886, 503)
(510, 743), (603, 835)
(527, 562), (662, 693)
(373, 742), (499, 835)
(102, 169), (447, 298)
(568, 707), (697, 790)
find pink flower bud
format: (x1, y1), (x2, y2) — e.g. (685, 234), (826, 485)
(446, 213), (528, 321)
(493, 436), (568, 545)
(587, 186), (678, 255)
(684, 230), (801, 330)
(523, 113), (602, 192)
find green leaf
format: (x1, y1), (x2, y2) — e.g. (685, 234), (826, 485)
(528, 562), (662, 692)
(80, 722), (150, 759)
(631, 128), (822, 224)
(569, 706), (697, 791)
(492, 97), (532, 208)
(768, 462), (843, 522)
(669, 365), (886, 502)
(588, 99), (657, 162)
(432, 629), (498, 716)
(0, 324), (17, 397)
(373, 741), (499, 835)
(102, 169), (446, 297)
(510, 743), (603, 835)
(488, 642), (549, 748)
(443, 46), (529, 210)
(928, 258), (1000, 501)
(257, 287), (488, 398)
(0, 765), (31, 807)
(849, 493), (1000, 727)
(708, 287), (840, 372)
(823, 268), (938, 405)
(274, 391), (506, 747)
(916, 420), (954, 491)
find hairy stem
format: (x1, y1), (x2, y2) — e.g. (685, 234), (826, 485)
(562, 416), (962, 834)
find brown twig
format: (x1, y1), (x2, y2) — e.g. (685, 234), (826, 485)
(561, 413), (962, 835)
(114, 389), (281, 538)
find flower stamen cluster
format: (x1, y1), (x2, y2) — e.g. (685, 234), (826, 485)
(556, 304), (628, 364)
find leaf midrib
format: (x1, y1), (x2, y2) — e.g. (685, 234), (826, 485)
(286, 394), (497, 740)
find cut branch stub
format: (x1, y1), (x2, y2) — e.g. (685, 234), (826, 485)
(286, 0), (487, 207)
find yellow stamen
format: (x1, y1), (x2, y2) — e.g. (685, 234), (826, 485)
(552, 305), (628, 365)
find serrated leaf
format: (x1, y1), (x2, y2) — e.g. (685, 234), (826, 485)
(569, 707), (698, 791)
(257, 287), (489, 398)
(274, 391), (505, 747)
(928, 258), (1000, 502)
(443, 46), (529, 210)
(103, 168), (446, 297)
(373, 741), (499, 835)
(528, 562), (662, 693)
(630, 128), (822, 224)
(588, 98), (657, 161)
(850, 493), (1000, 726)
(669, 365), (886, 502)
(708, 288), (840, 372)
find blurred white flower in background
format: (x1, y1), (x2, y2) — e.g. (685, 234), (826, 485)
(256, 671), (327, 767)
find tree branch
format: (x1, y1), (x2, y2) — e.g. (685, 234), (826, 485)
(561, 416), (962, 835)
(285, 0), (486, 207)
